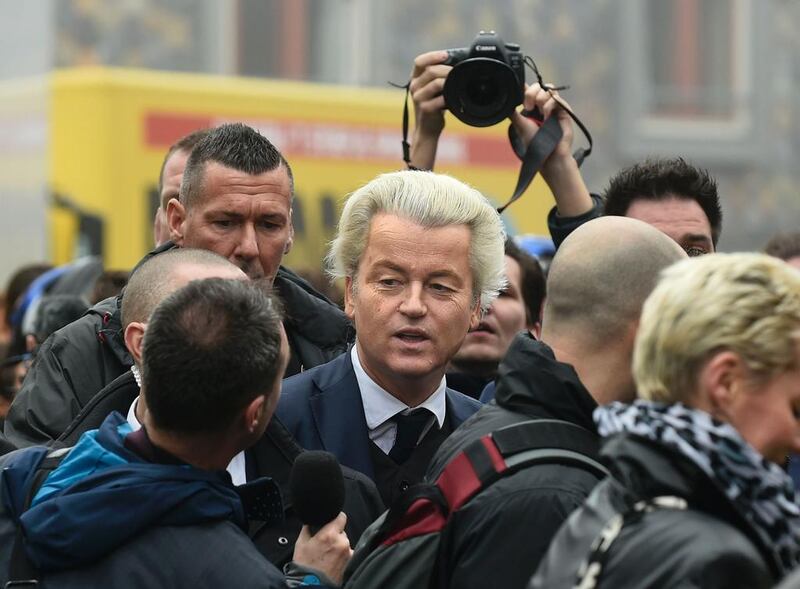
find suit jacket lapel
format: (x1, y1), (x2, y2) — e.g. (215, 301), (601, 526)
(445, 388), (477, 428)
(308, 353), (374, 479)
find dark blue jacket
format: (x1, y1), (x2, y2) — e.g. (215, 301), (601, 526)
(276, 352), (481, 480)
(0, 413), (288, 588)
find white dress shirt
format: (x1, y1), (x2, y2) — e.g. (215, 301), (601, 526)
(126, 394), (248, 486)
(351, 346), (447, 455)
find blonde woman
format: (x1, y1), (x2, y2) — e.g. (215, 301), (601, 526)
(531, 253), (800, 589)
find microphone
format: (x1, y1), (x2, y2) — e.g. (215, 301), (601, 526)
(289, 450), (345, 535)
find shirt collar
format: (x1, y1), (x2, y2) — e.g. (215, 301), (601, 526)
(351, 345), (447, 431)
(126, 394), (248, 486)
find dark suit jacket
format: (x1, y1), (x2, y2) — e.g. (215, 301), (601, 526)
(276, 351), (482, 480)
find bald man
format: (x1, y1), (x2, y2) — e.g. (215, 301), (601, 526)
(423, 217), (687, 589)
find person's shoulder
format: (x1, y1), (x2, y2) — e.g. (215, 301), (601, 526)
(274, 266), (337, 313)
(44, 302), (107, 350)
(600, 507), (774, 588)
(277, 359), (332, 417)
(282, 352), (352, 395)
(478, 382), (496, 403)
(446, 387), (483, 414)
(274, 268), (352, 340)
(57, 371), (139, 446)
(77, 520), (286, 588)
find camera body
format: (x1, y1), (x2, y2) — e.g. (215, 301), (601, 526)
(443, 31), (525, 127)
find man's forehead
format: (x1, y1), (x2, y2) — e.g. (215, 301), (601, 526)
(192, 162), (292, 207)
(360, 214), (472, 275)
(625, 196), (713, 242)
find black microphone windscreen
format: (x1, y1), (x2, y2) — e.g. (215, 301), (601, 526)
(289, 450), (346, 528)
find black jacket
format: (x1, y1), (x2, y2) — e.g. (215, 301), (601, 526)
(547, 193), (603, 249)
(5, 259), (353, 447)
(424, 334), (605, 589)
(55, 370), (384, 568)
(529, 434), (778, 589)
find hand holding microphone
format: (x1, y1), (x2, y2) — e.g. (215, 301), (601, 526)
(289, 451), (353, 586)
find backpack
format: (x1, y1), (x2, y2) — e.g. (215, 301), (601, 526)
(343, 419), (609, 589)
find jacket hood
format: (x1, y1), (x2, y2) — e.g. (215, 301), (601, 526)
(494, 333), (598, 433)
(274, 266), (354, 351)
(2, 413), (245, 572)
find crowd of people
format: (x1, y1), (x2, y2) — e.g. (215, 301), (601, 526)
(0, 50), (799, 589)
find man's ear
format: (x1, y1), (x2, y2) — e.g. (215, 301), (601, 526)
(468, 297), (482, 331)
(528, 295), (546, 336)
(284, 210), (294, 254)
(165, 198), (187, 246)
(25, 334), (37, 353)
(243, 394), (267, 435)
(699, 350), (743, 419)
(123, 322), (147, 366)
(343, 276), (355, 320)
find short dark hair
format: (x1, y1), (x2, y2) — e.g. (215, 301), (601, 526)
(141, 278), (283, 435)
(603, 157), (722, 246)
(180, 123), (294, 208)
(764, 232), (800, 261)
(157, 129), (211, 195)
(504, 239), (546, 326)
(90, 270), (130, 305)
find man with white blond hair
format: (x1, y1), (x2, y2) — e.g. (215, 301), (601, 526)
(277, 170), (505, 507)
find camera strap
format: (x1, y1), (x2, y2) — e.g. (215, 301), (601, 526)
(395, 82), (417, 169)
(497, 57), (594, 214)
(498, 92), (593, 214)
(396, 75), (593, 215)
(499, 114), (563, 214)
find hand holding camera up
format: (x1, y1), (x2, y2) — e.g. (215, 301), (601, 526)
(409, 32), (527, 169)
(511, 84), (574, 177)
(407, 31), (592, 217)
(409, 32), (564, 169)
(408, 50), (451, 170)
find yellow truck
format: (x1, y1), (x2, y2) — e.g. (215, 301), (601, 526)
(11, 67), (555, 274)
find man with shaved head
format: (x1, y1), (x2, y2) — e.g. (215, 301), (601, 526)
(421, 216), (687, 589)
(58, 248), (247, 447)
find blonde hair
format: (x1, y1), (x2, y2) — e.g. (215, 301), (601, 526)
(327, 170), (506, 310)
(634, 253), (800, 403)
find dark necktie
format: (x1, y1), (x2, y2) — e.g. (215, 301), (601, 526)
(389, 409), (433, 465)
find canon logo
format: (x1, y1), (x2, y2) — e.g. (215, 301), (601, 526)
(475, 45), (498, 51)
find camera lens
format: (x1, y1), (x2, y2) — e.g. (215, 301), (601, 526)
(465, 74), (507, 108)
(443, 58), (523, 127)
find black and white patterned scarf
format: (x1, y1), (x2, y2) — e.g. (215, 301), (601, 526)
(595, 400), (800, 575)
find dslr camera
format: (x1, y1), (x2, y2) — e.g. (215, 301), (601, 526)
(443, 31), (525, 127)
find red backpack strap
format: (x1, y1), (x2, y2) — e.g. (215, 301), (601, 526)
(377, 419), (607, 550)
(435, 419), (607, 512)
